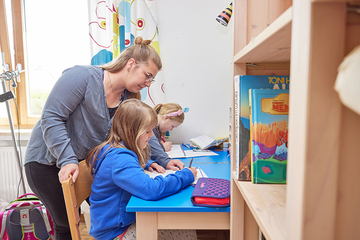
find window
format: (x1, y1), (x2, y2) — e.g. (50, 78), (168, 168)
(0, 0), (90, 127)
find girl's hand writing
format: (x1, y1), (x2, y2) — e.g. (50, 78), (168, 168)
(166, 159), (185, 170)
(189, 167), (197, 180)
(162, 141), (173, 152)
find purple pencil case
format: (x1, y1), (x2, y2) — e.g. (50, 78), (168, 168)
(191, 178), (230, 207)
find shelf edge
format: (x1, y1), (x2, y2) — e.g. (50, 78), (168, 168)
(234, 6), (292, 63)
(231, 171), (287, 240)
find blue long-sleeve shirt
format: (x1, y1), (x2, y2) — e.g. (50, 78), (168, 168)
(89, 144), (194, 239)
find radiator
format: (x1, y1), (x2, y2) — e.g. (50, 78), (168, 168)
(0, 146), (30, 202)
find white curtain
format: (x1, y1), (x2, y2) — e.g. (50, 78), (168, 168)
(88, 0), (165, 106)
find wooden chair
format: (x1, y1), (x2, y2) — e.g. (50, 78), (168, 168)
(62, 161), (93, 240)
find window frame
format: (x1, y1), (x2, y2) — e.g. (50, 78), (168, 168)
(0, 0), (39, 128)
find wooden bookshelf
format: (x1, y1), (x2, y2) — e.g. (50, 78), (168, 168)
(234, 6), (292, 63)
(232, 172), (286, 240)
(230, 1), (360, 240)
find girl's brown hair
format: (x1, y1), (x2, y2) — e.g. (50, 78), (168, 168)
(153, 103), (185, 124)
(86, 99), (157, 171)
(100, 37), (162, 100)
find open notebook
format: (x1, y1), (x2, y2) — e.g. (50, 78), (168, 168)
(167, 144), (218, 158)
(190, 135), (229, 150)
(144, 167), (207, 185)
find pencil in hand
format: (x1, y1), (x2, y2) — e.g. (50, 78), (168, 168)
(188, 158), (194, 168)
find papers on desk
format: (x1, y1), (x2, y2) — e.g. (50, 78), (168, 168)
(167, 144), (218, 158)
(144, 167), (208, 185)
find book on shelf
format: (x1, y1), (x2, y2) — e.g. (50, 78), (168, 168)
(249, 89), (289, 184)
(229, 106), (232, 144)
(234, 75), (290, 181)
(189, 135), (228, 150)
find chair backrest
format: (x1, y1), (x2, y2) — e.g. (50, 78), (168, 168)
(62, 161), (93, 240)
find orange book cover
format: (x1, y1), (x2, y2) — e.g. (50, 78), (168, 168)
(250, 89), (289, 184)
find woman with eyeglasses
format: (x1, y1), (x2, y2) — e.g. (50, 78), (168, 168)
(24, 36), (183, 240)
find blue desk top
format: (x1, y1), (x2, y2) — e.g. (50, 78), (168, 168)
(126, 149), (230, 213)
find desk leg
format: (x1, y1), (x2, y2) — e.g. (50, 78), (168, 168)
(136, 212), (158, 240)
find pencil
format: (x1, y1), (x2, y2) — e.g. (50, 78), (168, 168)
(182, 143), (190, 149)
(161, 136), (166, 143)
(188, 158), (194, 168)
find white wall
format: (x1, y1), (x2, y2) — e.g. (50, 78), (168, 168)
(156, 0), (233, 144)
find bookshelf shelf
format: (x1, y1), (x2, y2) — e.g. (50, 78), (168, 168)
(232, 172), (286, 240)
(234, 6), (292, 63)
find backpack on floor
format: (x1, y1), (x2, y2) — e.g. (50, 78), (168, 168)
(0, 193), (54, 240)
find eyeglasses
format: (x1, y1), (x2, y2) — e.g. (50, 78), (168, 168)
(135, 62), (155, 83)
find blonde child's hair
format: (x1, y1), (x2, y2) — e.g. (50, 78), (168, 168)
(100, 36), (162, 100)
(86, 99), (158, 170)
(153, 103), (185, 123)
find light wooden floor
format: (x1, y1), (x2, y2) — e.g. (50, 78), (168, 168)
(79, 215), (230, 240)
(79, 219), (95, 240)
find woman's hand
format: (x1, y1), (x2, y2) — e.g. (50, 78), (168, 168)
(162, 141), (172, 152)
(58, 163), (79, 183)
(148, 162), (166, 173)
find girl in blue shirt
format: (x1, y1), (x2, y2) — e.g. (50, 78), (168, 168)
(85, 99), (197, 240)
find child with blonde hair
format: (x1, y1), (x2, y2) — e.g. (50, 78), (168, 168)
(85, 99), (197, 240)
(146, 103), (188, 172)
(153, 103), (187, 152)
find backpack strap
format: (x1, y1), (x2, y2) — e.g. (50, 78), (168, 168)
(0, 208), (9, 239)
(6, 209), (24, 240)
(29, 208), (51, 240)
(40, 203), (52, 234)
(17, 193), (37, 199)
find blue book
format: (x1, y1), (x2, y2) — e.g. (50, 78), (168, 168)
(249, 89), (289, 184)
(234, 75), (290, 181)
